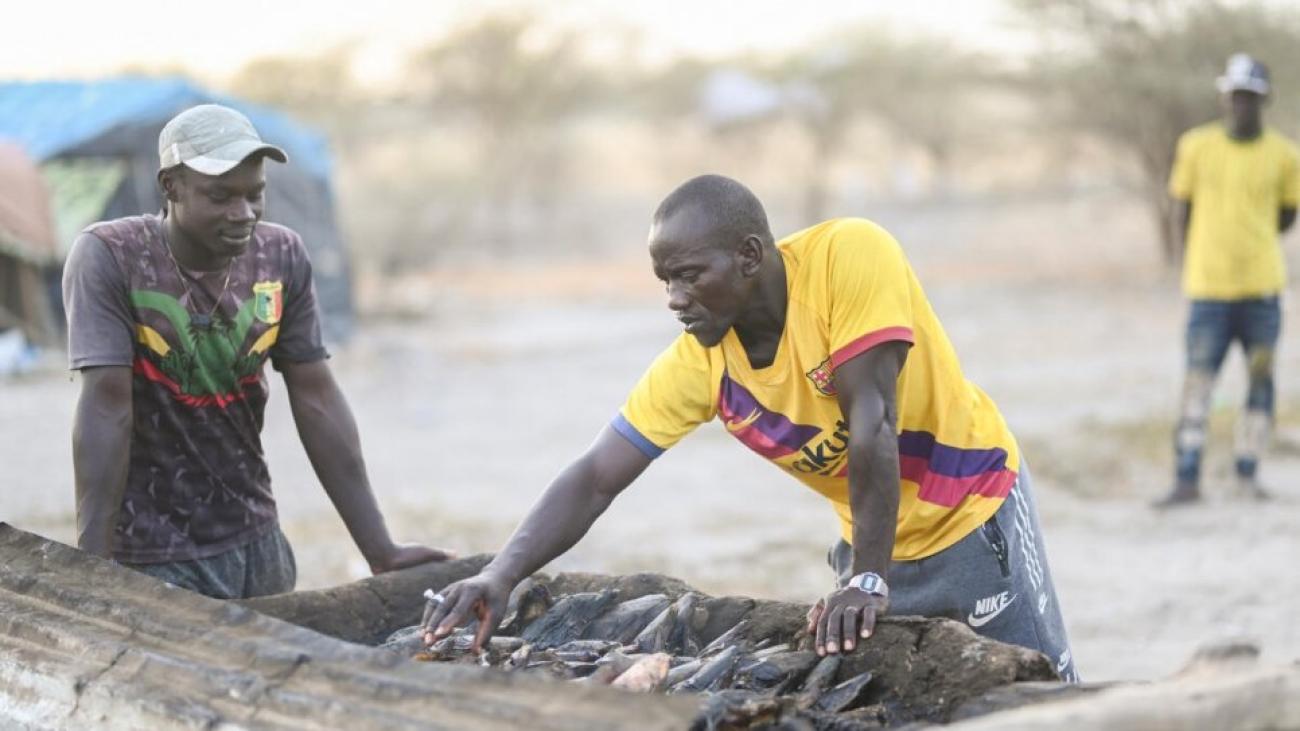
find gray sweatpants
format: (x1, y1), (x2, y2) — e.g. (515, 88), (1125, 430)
(830, 463), (1078, 682)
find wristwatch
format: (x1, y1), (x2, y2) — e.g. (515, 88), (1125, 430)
(846, 571), (889, 598)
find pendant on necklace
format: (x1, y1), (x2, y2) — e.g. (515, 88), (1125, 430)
(190, 313), (213, 329)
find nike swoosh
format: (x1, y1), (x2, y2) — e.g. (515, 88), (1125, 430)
(967, 594), (1017, 628)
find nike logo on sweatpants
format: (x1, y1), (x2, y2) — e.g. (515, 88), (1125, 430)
(968, 591), (1017, 627)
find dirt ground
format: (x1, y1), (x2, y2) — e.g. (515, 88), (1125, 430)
(3, 192), (1298, 683)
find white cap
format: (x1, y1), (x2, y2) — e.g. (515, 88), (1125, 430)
(1216, 53), (1270, 96)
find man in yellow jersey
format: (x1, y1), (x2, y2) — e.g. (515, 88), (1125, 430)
(1157, 54), (1299, 507)
(421, 175), (1077, 681)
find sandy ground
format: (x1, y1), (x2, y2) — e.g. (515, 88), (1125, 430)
(3, 193), (1299, 683)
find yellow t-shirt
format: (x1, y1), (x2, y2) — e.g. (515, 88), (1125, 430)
(613, 218), (1019, 561)
(1169, 123), (1300, 299)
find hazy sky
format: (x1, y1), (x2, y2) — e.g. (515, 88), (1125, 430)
(1, 0), (1021, 83)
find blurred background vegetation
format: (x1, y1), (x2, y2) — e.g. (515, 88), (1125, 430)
(214, 0), (1300, 298)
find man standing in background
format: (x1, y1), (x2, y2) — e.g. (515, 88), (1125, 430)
(63, 104), (452, 597)
(1159, 54), (1299, 506)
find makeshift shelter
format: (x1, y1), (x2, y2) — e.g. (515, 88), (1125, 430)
(0, 141), (59, 347)
(0, 78), (352, 341)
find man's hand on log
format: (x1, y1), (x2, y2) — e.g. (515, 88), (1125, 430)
(422, 572), (512, 652)
(369, 543), (457, 574)
(807, 588), (890, 656)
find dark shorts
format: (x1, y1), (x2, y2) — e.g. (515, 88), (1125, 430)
(121, 523), (297, 600)
(1185, 296), (1281, 372)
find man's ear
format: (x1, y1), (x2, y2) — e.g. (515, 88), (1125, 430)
(738, 234), (765, 277)
(158, 167), (181, 202)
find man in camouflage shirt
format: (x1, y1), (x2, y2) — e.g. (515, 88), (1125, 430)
(62, 104), (451, 598)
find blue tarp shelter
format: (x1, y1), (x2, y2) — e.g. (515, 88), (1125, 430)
(0, 77), (352, 341)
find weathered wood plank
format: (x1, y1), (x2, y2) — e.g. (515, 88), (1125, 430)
(0, 524), (699, 731)
(946, 662), (1300, 730)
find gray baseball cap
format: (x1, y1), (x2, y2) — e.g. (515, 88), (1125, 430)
(158, 104), (288, 175)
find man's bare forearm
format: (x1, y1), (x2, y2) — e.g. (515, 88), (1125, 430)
(72, 368), (133, 557)
(1173, 200), (1192, 253)
(284, 363), (397, 564)
(847, 422), (900, 579)
(833, 341), (907, 582)
(485, 427), (649, 585)
(484, 458), (617, 585)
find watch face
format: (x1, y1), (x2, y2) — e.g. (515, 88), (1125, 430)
(853, 573), (886, 596)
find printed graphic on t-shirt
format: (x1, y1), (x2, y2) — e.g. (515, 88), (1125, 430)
(253, 280), (283, 325)
(131, 286), (281, 408)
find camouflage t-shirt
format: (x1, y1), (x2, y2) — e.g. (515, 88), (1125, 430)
(63, 213), (328, 563)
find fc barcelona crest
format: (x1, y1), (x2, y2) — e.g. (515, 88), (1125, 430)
(253, 281), (283, 324)
(807, 358), (836, 396)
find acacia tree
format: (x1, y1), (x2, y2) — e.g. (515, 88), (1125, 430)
(227, 47), (364, 145)
(775, 29), (994, 221)
(405, 13), (604, 251)
(1012, 0), (1300, 263)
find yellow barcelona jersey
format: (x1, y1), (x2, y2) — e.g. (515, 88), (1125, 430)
(612, 218), (1019, 561)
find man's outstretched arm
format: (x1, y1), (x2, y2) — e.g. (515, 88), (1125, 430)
(280, 359), (453, 573)
(422, 426), (652, 650)
(72, 366), (134, 557)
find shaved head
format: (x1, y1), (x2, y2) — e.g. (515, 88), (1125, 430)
(652, 174), (773, 251)
(647, 175), (782, 347)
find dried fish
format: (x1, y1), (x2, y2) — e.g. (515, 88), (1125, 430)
(582, 593), (671, 644)
(428, 631), (476, 656)
(632, 604), (676, 654)
(664, 657), (703, 687)
(579, 664), (622, 685)
(565, 661), (601, 679)
(812, 672), (874, 714)
(498, 580), (553, 637)
(488, 636), (526, 654)
(594, 648), (640, 678)
(750, 643), (791, 660)
(611, 652), (671, 693)
(503, 643), (533, 671)
(699, 619), (751, 657)
(520, 590), (618, 649)
(734, 650), (819, 694)
(672, 645), (741, 694)
(378, 580), (1030, 728)
(666, 592), (703, 655)
(795, 654), (843, 710)
(552, 639), (620, 662)
(378, 625), (425, 656)
(524, 659), (578, 681)
(419, 632), (523, 664)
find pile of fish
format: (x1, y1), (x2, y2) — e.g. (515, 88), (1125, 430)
(380, 582), (892, 729)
